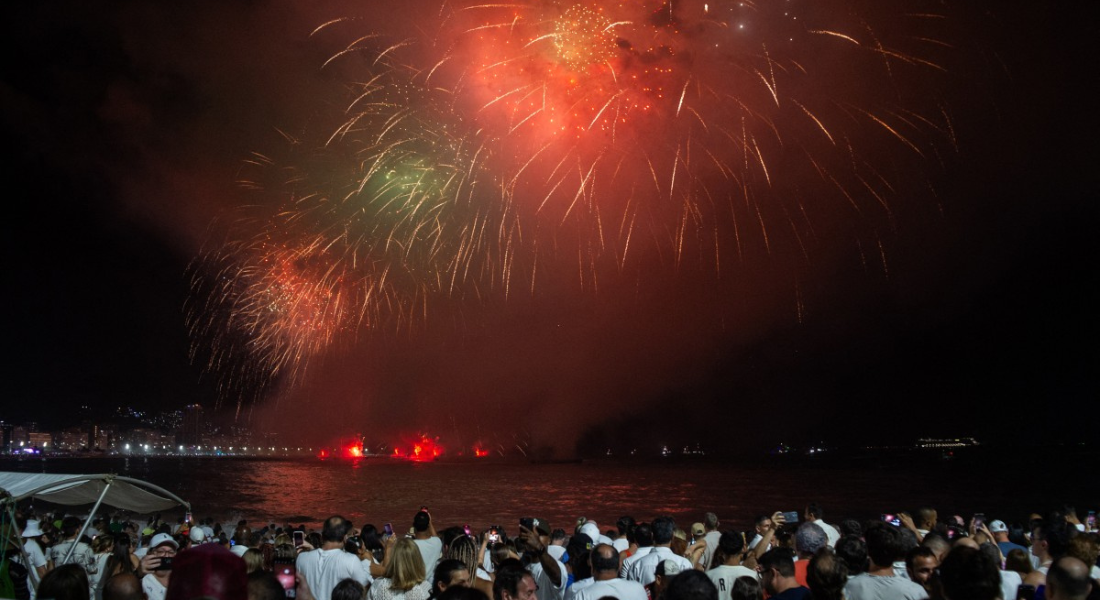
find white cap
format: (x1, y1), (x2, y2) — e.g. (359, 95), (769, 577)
(189, 527), (206, 543)
(150, 533), (178, 549)
(230, 544), (250, 557)
(579, 522), (600, 542)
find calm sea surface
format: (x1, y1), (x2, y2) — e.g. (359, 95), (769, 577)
(2, 455), (1096, 532)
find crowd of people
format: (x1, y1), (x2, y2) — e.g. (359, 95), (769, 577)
(3, 503), (1098, 600)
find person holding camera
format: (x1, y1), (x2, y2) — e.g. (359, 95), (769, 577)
(138, 533), (177, 600)
(296, 516), (370, 600)
(516, 518), (565, 600)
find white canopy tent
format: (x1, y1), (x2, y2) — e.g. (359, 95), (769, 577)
(1, 472), (189, 579)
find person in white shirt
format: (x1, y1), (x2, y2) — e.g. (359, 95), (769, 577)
(625, 517), (694, 586)
(139, 533), (177, 600)
(619, 523), (654, 578)
(707, 532), (759, 600)
(804, 504), (841, 549)
(411, 510), (443, 581)
(569, 544), (647, 600)
(296, 516), (370, 600)
(20, 519), (49, 600)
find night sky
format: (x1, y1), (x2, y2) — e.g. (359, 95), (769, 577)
(3, 0), (1096, 456)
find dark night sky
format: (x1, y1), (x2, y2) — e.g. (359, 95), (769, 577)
(3, 0), (1096, 455)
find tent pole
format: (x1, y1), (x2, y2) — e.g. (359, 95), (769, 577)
(62, 479), (112, 564)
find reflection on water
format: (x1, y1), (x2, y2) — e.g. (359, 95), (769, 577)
(1, 455), (1091, 531)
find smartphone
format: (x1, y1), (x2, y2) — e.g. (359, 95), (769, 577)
(276, 563), (297, 598)
(488, 529), (500, 543)
(1016, 584), (1036, 600)
(973, 513), (985, 530)
(155, 556), (174, 571)
(781, 511), (799, 524)
(519, 517), (535, 531)
(293, 531), (304, 548)
(384, 523), (394, 537)
(464, 524), (472, 536)
(185, 512), (192, 524)
(1086, 511), (1096, 532)
(882, 514), (901, 527)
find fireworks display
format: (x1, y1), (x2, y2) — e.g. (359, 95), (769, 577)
(187, 0), (963, 411)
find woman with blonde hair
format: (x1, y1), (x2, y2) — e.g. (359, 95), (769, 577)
(369, 538), (431, 600)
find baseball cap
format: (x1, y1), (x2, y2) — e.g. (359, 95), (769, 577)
(189, 527), (206, 543)
(657, 558), (683, 577)
(150, 533), (178, 549)
(579, 522), (600, 542)
(989, 520), (1008, 533)
(691, 523), (706, 536)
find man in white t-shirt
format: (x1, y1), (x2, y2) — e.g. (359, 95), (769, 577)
(296, 516), (369, 600)
(804, 504), (841, 549)
(518, 518), (566, 600)
(19, 519), (49, 600)
(569, 544), (647, 600)
(626, 517), (694, 586)
(612, 517), (634, 554)
(412, 510), (443, 578)
(707, 532), (758, 600)
(843, 525), (928, 600)
(619, 523), (654, 578)
(697, 513), (722, 570)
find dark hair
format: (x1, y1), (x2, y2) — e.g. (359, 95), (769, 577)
(730, 576), (762, 600)
(865, 523), (906, 568)
(617, 516), (635, 536)
(937, 546), (1001, 600)
(806, 503), (824, 521)
(102, 573), (144, 600)
(438, 587), (490, 600)
(322, 516), (352, 543)
(663, 570), (718, 600)
(1005, 548), (1033, 574)
(492, 561), (530, 600)
(634, 523), (654, 547)
(838, 519), (862, 538)
(717, 531), (745, 562)
(39, 563), (89, 600)
(103, 533), (135, 580)
(758, 548), (796, 577)
(905, 545), (937, 573)
(414, 511), (431, 533)
(807, 548), (847, 600)
(361, 524), (385, 562)
(590, 544), (618, 573)
(247, 571), (286, 600)
(834, 536), (868, 575)
(652, 517), (676, 545)
(1037, 514), (1076, 558)
(433, 559), (470, 593)
(915, 508), (937, 528)
(332, 578), (365, 600)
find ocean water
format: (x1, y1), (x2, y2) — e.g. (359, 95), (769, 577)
(2, 454), (1096, 533)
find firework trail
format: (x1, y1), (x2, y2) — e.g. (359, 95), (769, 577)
(188, 0), (962, 408)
